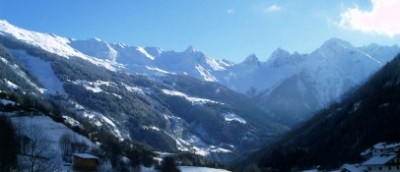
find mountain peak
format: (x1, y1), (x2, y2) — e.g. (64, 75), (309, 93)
(92, 37), (103, 42)
(0, 19), (94, 61)
(270, 48), (291, 59)
(185, 45), (197, 53)
(242, 54), (260, 64)
(0, 19), (18, 35)
(0, 19), (11, 28)
(267, 48), (305, 67)
(145, 47), (164, 57)
(81, 37), (108, 44)
(320, 38), (353, 50)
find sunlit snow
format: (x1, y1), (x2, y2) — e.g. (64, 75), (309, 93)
(71, 80), (115, 93)
(11, 50), (66, 95)
(222, 113), (247, 124)
(195, 64), (218, 82)
(0, 20), (116, 71)
(137, 47), (155, 60)
(146, 66), (176, 75)
(161, 89), (221, 105)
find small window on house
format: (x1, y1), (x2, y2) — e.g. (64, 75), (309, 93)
(379, 167), (382, 170)
(389, 167), (391, 170)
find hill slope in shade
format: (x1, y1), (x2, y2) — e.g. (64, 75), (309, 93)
(240, 53), (400, 171)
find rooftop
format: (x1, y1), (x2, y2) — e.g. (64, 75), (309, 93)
(362, 154), (397, 166)
(73, 153), (99, 159)
(373, 142), (400, 149)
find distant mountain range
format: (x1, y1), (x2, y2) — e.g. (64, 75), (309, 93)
(30, 21), (399, 125)
(0, 19), (399, 163)
(0, 20), (287, 162)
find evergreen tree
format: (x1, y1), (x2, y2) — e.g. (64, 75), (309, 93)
(159, 157), (181, 172)
(0, 115), (20, 171)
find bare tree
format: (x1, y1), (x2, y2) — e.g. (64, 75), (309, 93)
(18, 124), (60, 172)
(59, 132), (89, 163)
(59, 133), (73, 162)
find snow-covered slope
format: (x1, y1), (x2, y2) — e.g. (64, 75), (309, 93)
(0, 52), (45, 94)
(0, 20), (288, 162)
(3, 113), (98, 171)
(141, 166), (230, 172)
(0, 20), (398, 155)
(246, 53), (400, 170)
(10, 49), (66, 95)
(254, 38), (399, 124)
(69, 38), (231, 81)
(305, 38), (382, 106)
(0, 20), (116, 71)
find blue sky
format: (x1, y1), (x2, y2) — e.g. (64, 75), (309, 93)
(0, 0), (399, 62)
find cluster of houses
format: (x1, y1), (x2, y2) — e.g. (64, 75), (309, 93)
(68, 142), (400, 172)
(303, 142), (400, 172)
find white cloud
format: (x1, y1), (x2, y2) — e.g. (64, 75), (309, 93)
(267, 5), (282, 12)
(339, 0), (400, 37)
(226, 8), (235, 14)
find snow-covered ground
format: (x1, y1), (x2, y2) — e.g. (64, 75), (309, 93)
(11, 115), (96, 152)
(121, 82), (145, 94)
(0, 98), (16, 106)
(140, 166), (230, 172)
(161, 89), (221, 105)
(222, 113), (247, 124)
(81, 110), (125, 141)
(11, 50), (66, 95)
(161, 114), (233, 157)
(70, 80), (115, 93)
(137, 47), (155, 60)
(3, 114), (98, 171)
(146, 66), (176, 75)
(195, 64), (218, 82)
(179, 166), (230, 172)
(4, 79), (19, 90)
(0, 56), (44, 93)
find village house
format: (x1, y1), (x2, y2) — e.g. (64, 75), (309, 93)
(361, 142), (400, 159)
(302, 142), (400, 172)
(362, 153), (400, 172)
(338, 164), (366, 172)
(72, 153), (100, 172)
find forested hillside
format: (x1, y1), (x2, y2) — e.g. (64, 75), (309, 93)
(239, 53), (400, 171)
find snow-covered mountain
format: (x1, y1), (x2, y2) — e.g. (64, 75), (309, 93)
(2, 19), (399, 125)
(68, 37), (232, 82)
(0, 20), (231, 83)
(252, 38), (399, 124)
(0, 20), (288, 162)
(0, 19), (399, 156)
(243, 53), (400, 171)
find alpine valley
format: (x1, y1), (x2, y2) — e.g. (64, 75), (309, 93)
(0, 19), (399, 169)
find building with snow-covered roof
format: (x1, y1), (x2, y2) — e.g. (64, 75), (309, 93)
(302, 142), (400, 172)
(361, 142), (400, 159)
(362, 153), (400, 171)
(340, 163), (366, 172)
(73, 153), (99, 171)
